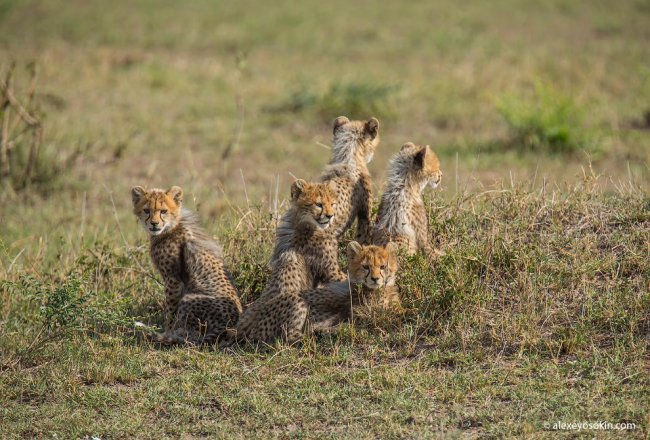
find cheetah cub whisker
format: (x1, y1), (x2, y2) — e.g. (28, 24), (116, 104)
(131, 185), (242, 345)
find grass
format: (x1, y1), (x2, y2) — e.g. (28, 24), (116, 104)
(0, 0), (649, 437)
(1, 178), (648, 438)
(496, 81), (593, 154)
(274, 81), (401, 123)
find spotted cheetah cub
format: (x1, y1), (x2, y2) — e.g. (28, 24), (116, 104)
(302, 241), (399, 330)
(319, 116), (380, 243)
(233, 179), (346, 344)
(131, 186), (242, 344)
(372, 143), (443, 259)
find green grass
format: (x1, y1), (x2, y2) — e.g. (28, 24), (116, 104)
(275, 80), (401, 123)
(0, 0), (649, 437)
(2, 179), (648, 438)
(496, 81), (593, 154)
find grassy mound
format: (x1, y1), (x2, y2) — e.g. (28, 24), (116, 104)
(1, 178), (647, 438)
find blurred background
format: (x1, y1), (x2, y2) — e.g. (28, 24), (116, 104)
(1, 0), (649, 258)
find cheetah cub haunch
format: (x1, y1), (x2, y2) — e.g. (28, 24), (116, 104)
(372, 142), (443, 259)
(320, 116), (380, 243)
(233, 179), (346, 344)
(302, 240), (399, 331)
(131, 185), (242, 345)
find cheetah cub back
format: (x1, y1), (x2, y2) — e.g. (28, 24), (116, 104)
(319, 116), (380, 243)
(131, 185), (242, 345)
(372, 143), (443, 259)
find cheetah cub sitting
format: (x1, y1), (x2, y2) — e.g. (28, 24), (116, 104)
(131, 186), (242, 344)
(302, 241), (399, 330)
(319, 116), (380, 243)
(233, 179), (346, 344)
(372, 142), (443, 260)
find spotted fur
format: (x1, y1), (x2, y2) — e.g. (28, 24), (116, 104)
(372, 143), (443, 258)
(233, 179), (346, 344)
(131, 186), (242, 345)
(302, 241), (400, 330)
(319, 116), (380, 243)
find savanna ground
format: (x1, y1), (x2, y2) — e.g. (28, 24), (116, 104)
(1, 0), (649, 438)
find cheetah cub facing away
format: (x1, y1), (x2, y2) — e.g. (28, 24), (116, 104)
(233, 179), (346, 344)
(320, 116), (380, 243)
(131, 186), (242, 344)
(302, 241), (399, 330)
(372, 143), (443, 259)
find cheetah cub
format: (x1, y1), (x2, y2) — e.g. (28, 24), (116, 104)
(372, 142), (443, 259)
(131, 186), (242, 344)
(233, 179), (346, 344)
(319, 116), (380, 243)
(302, 241), (399, 330)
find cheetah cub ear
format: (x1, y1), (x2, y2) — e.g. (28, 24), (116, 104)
(291, 179), (307, 200)
(401, 142), (416, 151)
(166, 186), (183, 206)
(347, 241), (363, 260)
(131, 186), (146, 206)
(385, 242), (399, 262)
(333, 116), (350, 134)
(413, 145), (430, 170)
(364, 117), (379, 140)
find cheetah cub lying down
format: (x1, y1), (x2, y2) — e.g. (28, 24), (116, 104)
(319, 116), (380, 243)
(233, 179), (346, 344)
(302, 240), (399, 331)
(372, 142), (443, 259)
(131, 185), (242, 344)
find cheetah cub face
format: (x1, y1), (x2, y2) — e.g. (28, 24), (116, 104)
(347, 241), (398, 289)
(401, 142), (442, 190)
(291, 179), (337, 230)
(131, 186), (183, 236)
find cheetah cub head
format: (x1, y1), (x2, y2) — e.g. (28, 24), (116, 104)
(400, 142), (442, 190)
(131, 186), (183, 236)
(291, 179), (337, 230)
(332, 116), (380, 164)
(347, 241), (398, 289)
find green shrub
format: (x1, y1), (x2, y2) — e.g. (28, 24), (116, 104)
(496, 82), (593, 154)
(315, 81), (400, 122)
(274, 80), (400, 122)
